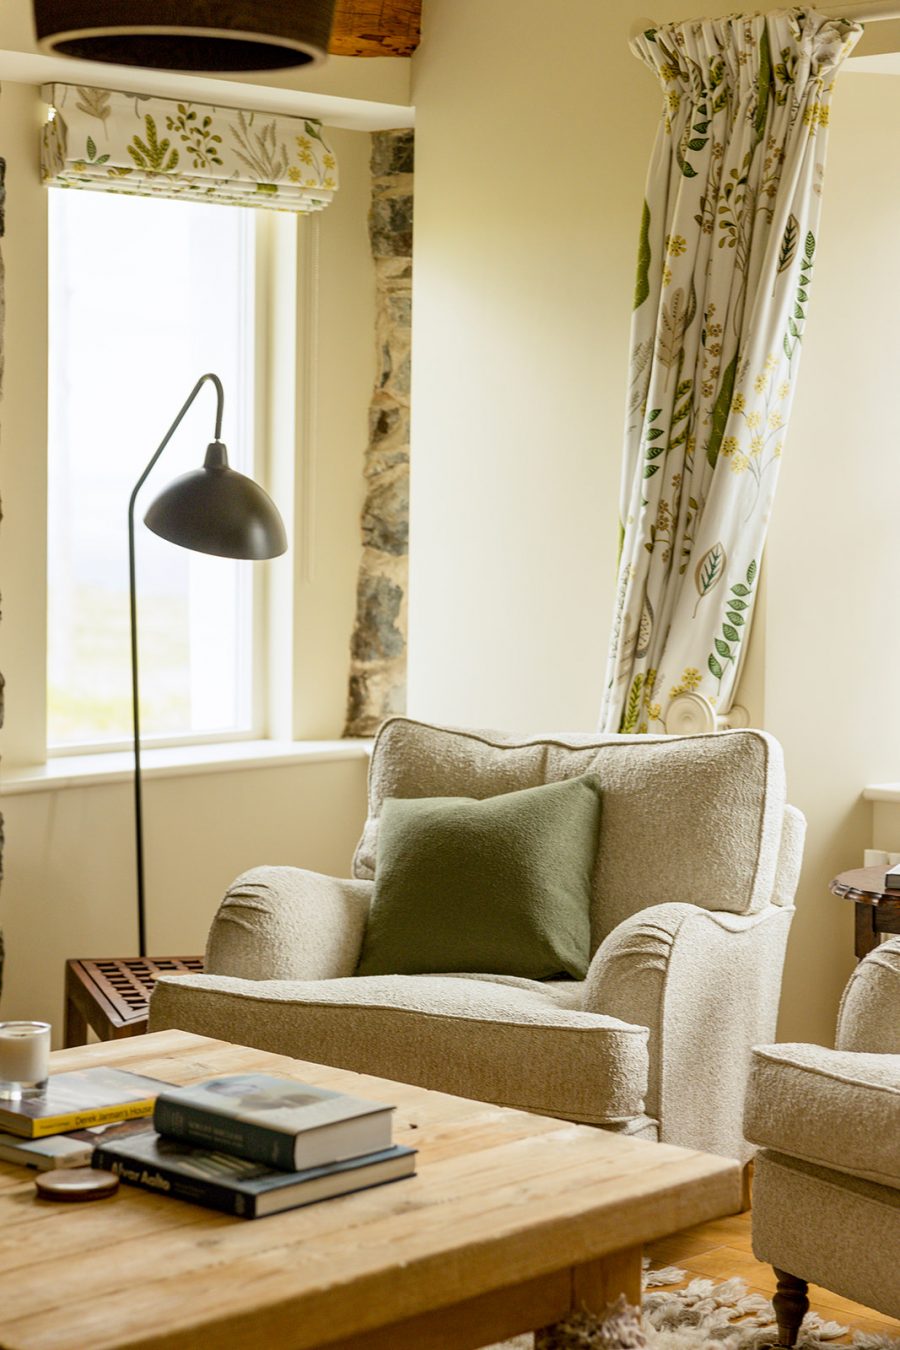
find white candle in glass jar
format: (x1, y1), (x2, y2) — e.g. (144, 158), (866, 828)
(0, 1022), (51, 1087)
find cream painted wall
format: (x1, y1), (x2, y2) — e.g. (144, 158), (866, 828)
(870, 796), (900, 853)
(408, 0), (686, 733)
(763, 71), (900, 1041)
(0, 87), (377, 1030)
(0, 757), (369, 1036)
(408, 0), (900, 1043)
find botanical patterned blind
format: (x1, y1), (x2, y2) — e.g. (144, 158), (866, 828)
(40, 83), (339, 213)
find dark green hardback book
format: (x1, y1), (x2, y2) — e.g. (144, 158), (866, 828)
(153, 1073), (394, 1170)
(92, 1130), (416, 1218)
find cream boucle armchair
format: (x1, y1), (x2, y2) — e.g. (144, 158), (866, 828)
(150, 717), (806, 1162)
(744, 937), (900, 1334)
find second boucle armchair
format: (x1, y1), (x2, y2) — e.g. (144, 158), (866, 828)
(744, 937), (900, 1335)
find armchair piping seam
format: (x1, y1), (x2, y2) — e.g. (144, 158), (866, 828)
(752, 1049), (900, 1095)
(155, 983), (650, 1035)
(759, 1149), (900, 1204)
(749, 1143), (899, 1189)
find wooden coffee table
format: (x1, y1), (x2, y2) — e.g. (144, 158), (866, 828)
(0, 1031), (740, 1350)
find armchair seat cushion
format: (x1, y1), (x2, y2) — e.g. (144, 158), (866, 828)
(150, 971), (652, 1129)
(744, 1043), (900, 1189)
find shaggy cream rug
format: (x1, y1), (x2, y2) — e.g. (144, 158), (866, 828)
(483, 1263), (899, 1350)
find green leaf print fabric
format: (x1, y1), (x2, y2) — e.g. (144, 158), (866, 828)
(40, 83), (339, 214)
(601, 10), (859, 733)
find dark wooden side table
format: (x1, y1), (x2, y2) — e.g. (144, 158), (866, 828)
(829, 866), (900, 960)
(64, 956), (204, 1048)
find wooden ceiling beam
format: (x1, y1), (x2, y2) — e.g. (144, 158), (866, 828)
(330, 0), (421, 56)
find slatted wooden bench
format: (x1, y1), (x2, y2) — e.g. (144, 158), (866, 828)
(63, 956), (204, 1046)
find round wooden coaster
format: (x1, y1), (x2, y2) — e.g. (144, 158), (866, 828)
(35, 1168), (120, 1202)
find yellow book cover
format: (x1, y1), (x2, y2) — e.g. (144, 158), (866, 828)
(0, 1068), (162, 1140)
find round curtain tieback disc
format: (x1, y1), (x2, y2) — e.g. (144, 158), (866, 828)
(664, 692), (718, 736)
(33, 0), (337, 71)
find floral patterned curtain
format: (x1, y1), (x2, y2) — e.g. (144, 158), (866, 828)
(41, 83), (338, 213)
(600, 9), (859, 733)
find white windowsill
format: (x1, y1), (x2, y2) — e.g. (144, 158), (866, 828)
(863, 783), (900, 803)
(0, 739), (373, 796)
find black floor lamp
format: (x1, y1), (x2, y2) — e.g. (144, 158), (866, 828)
(129, 372), (287, 957)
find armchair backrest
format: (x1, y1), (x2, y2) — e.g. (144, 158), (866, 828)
(354, 717), (791, 951)
(836, 937), (900, 1054)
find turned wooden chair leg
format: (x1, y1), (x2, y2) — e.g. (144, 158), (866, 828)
(772, 1269), (809, 1347)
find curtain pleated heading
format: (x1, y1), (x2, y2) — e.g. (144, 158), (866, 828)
(41, 83), (339, 213)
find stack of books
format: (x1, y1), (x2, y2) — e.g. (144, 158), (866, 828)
(0, 1066), (417, 1218)
(91, 1073), (417, 1218)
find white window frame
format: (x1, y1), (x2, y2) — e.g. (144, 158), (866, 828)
(0, 81), (372, 782)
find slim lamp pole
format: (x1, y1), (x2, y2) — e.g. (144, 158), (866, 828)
(128, 374), (225, 958)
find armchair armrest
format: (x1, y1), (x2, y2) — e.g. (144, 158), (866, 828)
(205, 867), (373, 982)
(836, 936), (900, 1054)
(743, 1042), (900, 1188)
(583, 902), (793, 1160)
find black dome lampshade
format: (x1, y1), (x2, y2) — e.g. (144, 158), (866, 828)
(32, 0), (338, 71)
(144, 440), (287, 560)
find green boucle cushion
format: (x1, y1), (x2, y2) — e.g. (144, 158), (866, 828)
(355, 775), (602, 981)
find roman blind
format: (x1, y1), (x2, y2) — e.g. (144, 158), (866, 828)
(41, 83), (339, 213)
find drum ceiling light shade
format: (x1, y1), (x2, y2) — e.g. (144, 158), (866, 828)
(144, 441), (287, 560)
(32, 0), (338, 71)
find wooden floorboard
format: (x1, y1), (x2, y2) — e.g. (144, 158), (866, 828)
(646, 1209), (900, 1340)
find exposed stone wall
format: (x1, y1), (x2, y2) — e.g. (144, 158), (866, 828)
(344, 129), (413, 737)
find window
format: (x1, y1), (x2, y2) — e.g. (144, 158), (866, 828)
(47, 190), (266, 751)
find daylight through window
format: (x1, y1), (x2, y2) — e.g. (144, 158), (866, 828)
(47, 190), (261, 750)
